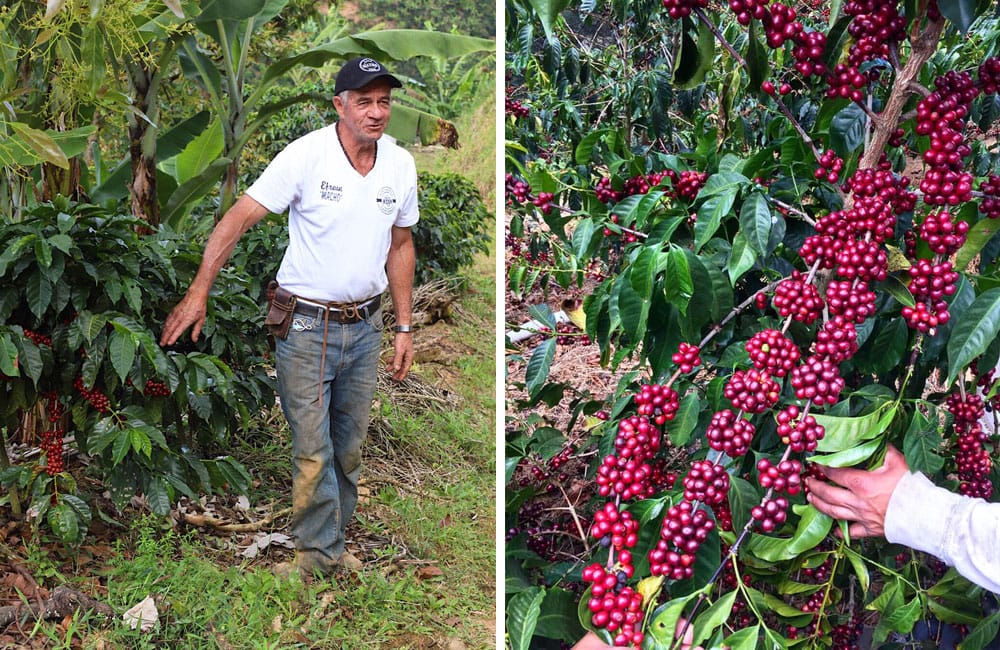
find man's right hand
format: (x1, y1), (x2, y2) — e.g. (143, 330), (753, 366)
(160, 291), (208, 346)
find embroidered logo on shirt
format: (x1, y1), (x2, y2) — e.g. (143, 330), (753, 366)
(320, 180), (343, 202)
(375, 186), (397, 214)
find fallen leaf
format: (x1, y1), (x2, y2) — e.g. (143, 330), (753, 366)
(271, 615), (283, 633)
(417, 566), (444, 580)
(438, 514), (452, 527)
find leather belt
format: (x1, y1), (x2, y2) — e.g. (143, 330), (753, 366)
(293, 294), (381, 323)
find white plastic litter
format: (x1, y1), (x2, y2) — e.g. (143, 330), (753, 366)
(123, 595), (158, 632)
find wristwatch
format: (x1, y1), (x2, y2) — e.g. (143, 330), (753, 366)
(394, 324), (412, 333)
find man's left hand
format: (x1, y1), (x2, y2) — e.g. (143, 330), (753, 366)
(390, 332), (413, 381)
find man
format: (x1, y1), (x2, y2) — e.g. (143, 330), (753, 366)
(806, 445), (1000, 593)
(160, 57), (417, 577)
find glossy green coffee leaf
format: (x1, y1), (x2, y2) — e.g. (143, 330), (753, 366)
(748, 504), (833, 562)
(947, 287), (1000, 387)
(812, 405), (895, 453)
(809, 437), (882, 468)
(508, 587), (546, 650)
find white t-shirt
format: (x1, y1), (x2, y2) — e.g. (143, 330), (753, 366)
(246, 123), (419, 302)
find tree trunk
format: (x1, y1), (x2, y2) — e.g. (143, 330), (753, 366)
(127, 61), (160, 229)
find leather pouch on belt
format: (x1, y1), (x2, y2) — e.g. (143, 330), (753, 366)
(264, 281), (296, 340)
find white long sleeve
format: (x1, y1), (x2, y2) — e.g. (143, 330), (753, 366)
(884, 472), (1000, 593)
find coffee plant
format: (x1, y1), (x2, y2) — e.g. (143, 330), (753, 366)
(506, 1), (1000, 648)
(0, 199), (272, 546)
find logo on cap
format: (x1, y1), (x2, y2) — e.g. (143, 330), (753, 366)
(359, 58), (382, 72)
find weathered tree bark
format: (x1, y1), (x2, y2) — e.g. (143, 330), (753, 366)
(127, 60), (160, 229)
(859, 16), (945, 169)
(0, 585), (114, 630)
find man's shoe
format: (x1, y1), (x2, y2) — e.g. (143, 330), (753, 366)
(338, 551), (363, 572)
(272, 560), (301, 579)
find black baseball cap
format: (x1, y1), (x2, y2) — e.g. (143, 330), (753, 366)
(334, 57), (403, 94)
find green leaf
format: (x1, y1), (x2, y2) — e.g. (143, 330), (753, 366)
(739, 192), (773, 255)
(829, 103), (867, 155)
(809, 437), (882, 468)
(47, 502), (81, 543)
(728, 231), (757, 285)
(694, 191), (737, 253)
(534, 588), (585, 642)
(748, 504), (833, 562)
(161, 158), (231, 230)
(843, 548), (870, 594)
(618, 274), (650, 343)
(9, 122), (69, 169)
(647, 591), (700, 649)
(938, 0), (978, 33)
(956, 216), (1000, 271)
(630, 246), (659, 299)
(946, 287), (1000, 386)
(129, 427), (152, 459)
(664, 247), (693, 313)
(728, 476), (759, 535)
(812, 405), (895, 453)
(507, 587), (546, 650)
(669, 393), (700, 446)
(0, 334), (18, 376)
(25, 272), (52, 318)
(673, 18), (715, 89)
(109, 328), (138, 384)
(112, 430), (132, 466)
(881, 275), (915, 307)
(746, 21), (768, 92)
(571, 218), (599, 260)
(722, 625), (760, 650)
(884, 596), (922, 634)
(76, 311), (108, 344)
(33, 238), (52, 268)
(145, 476), (171, 515)
(902, 407), (944, 474)
(961, 609), (1000, 650)
(691, 591), (737, 647)
(171, 117), (224, 184)
(699, 171), (750, 199)
(525, 338), (557, 398)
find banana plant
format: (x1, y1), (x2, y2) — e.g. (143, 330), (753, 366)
(178, 0), (495, 217)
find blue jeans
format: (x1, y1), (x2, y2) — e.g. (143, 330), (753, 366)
(274, 306), (382, 572)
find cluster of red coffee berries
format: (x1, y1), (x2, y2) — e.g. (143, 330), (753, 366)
(596, 416), (663, 500)
(979, 174), (1000, 218)
(40, 392), (65, 476)
(660, 0), (706, 20)
(22, 328), (51, 347)
(634, 383), (680, 425)
(582, 562), (646, 646)
(815, 150), (845, 183)
(915, 70), (978, 207)
(746, 329), (800, 377)
(73, 376), (112, 414)
(505, 173), (531, 204)
(143, 379), (170, 397)
(946, 391), (993, 499)
(772, 271), (824, 324)
(671, 342), (702, 374)
(775, 405), (826, 453)
(505, 93), (530, 118)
